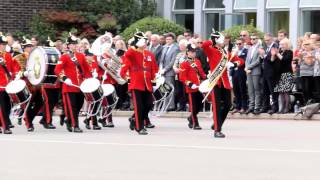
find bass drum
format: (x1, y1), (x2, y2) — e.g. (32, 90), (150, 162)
(5, 79), (31, 105)
(26, 47), (61, 86)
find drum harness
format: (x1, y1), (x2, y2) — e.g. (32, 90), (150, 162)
(69, 51), (85, 79)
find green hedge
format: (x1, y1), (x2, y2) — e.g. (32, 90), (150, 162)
(121, 17), (185, 41)
(223, 24), (264, 42)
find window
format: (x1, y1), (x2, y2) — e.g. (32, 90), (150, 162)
(269, 11), (289, 36)
(203, 0), (225, 10)
(234, 0), (257, 10)
(174, 0), (194, 10)
(175, 14), (194, 32)
(205, 13), (220, 38)
(300, 0), (320, 8)
(219, 13), (245, 30)
(266, 0), (290, 9)
(302, 11), (320, 34)
(245, 12), (257, 26)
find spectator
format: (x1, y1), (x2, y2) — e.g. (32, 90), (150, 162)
(240, 30), (251, 48)
(245, 34), (262, 115)
(273, 38), (294, 113)
(277, 29), (288, 42)
(159, 32), (179, 111)
(314, 40), (320, 102)
(183, 30), (192, 41)
(31, 35), (39, 47)
(159, 34), (166, 46)
(148, 34), (163, 65)
(299, 39), (316, 104)
(231, 39), (248, 114)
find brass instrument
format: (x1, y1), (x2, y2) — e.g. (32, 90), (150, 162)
(13, 53), (27, 72)
(90, 33), (126, 85)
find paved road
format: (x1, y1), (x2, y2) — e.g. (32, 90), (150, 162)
(1, 116), (320, 180)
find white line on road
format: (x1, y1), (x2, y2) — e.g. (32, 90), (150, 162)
(1, 138), (319, 153)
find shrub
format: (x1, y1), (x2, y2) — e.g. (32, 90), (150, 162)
(121, 17), (185, 41)
(223, 24), (264, 42)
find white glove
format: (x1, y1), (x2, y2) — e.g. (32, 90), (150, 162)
(226, 62), (235, 68)
(23, 71), (29, 77)
(191, 84), (198, 89)
(159, 69), (165, 75)
(152, 86), (157, 92)
(64, 78), (73, 86)
(92, 70), (98, 78)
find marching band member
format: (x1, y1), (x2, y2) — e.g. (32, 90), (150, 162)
(55, 33), (92, 133)
(0, 33), (20, 134)
(39, 37), (61, 129)
(201, 29), (244, 138)
(90, 47), (117, 128)
(179, 44), (206, 130)
(120, 31), (158, 135)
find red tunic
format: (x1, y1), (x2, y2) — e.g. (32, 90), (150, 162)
(179, 58), (206, 93)
(120, 48), (158, 92)
(202, 40), (244, 89)
(0, 52), (20, 91)
(54, 52), (92, 93)
(92, 55), (117, 85)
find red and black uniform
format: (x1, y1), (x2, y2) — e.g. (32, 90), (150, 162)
(0, 52), (20, 132)
(91, 54), (118, 127)
(179, 58), (206, 128)
(55, 52), (92, 131)
(202, 40), (244, 133)
(120, 47), (158, 132)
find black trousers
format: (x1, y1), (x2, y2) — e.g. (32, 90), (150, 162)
(301, 76), (315, 104)
(63, 92), (84, 128)
(232, 69), (248, 110)
(131, 89), (153, 131)
(262, 76), (278, 111)
(211, 85), (231, 132)
(175, 80), (187, 110)
(24, 89), (43, 128)
(42, 88), (60, 124)
(115, 83), (129, 109)
(188, 91), (203, 126)
(314, 76), (320, 103)
(0, 91), (11, 130)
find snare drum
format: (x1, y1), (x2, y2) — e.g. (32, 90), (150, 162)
(101, 84), (118, 106)
(26, 47), (61, 85)
(153, 76), (173, 101)
(80, 78), (103, 102)
(199, 79), (212, 102)
(5, 80), (31, 105)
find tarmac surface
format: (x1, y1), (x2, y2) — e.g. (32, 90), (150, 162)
(1, 115), (320, 180)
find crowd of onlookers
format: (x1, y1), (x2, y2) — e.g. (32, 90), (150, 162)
(4, 28), (320, 115)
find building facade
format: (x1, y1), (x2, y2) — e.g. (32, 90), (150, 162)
(157, 0), (320, 47)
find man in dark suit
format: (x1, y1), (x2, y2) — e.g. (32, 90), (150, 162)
(148, 34), (163, 66)
(261, 33), (280, 114)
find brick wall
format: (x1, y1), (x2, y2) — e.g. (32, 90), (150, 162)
(0, 0), (66, 33)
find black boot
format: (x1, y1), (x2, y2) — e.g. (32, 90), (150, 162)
(66, 121), (73, 132)
(39, 119), (49, 129)
(93, 124), (102, 130)
(187, 116), (192, 129)
(47, 123), (56, 129)
(3, 129), (12, 134)
(98, 118), (107, 127)
(138, 128), (148, 135)
(129, 117), (135, 131)
(214, 131), (226, 138)
(27, 125), (34, 132)
(59, 115), (65, 126)
(83, 118), (91, 130)
(73, 127), (83, 133)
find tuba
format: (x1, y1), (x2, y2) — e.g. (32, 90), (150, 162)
(13, 53), (27, 72)
(90, 33), (126, 85)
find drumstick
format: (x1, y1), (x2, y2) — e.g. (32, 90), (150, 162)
(102, 70), (108, 84)
(64, 82), (80, 88)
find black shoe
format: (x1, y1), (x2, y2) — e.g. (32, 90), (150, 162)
(47, 123), (56, 129)
(0, 128), (2, 133)
(129, 117), (135, 131)
(193, 125), (202, 130)
(9, 124), (14, 128)
(27, 126), (34, 132)
(73, 127), (83, 133)
(66, 122), (73, 132)
(93, 125), (102, 130)
(83, 119), (91, 130)
(268, 109), (276, 115)
(138, 128), (148, 135)
(98, 119), (107, 127)
(245, 109), (254, 115)
(214, 131), (226, 138)
(145, 123), (155, 128)
(211, 124), (215, 130)
(106, 121), (115, 128)
(187, 117), (192, 129)
(40, 120), (49, 129)
(253, 109), (261, 115)
(3, 129), (12, 134)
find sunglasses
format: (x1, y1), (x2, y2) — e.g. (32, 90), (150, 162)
(240, 34), (247, 37)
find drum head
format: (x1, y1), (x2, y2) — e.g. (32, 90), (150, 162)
(80, 78), (101, 93)
(101, 84), (115, 96)
(26, 47), (47, 85)
(199, 79), (210, 93)
(5, 80), (26, 94)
